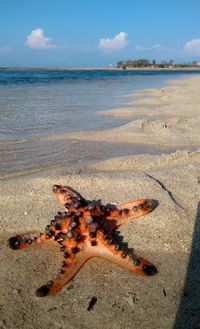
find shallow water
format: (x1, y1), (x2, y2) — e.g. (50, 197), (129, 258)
(0, 69), (199, 179)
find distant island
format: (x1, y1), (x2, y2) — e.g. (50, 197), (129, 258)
(117, 58), (200, 69)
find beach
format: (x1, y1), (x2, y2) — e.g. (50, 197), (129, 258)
(1, 75), (200, 329)
(67, 76), (200, 148)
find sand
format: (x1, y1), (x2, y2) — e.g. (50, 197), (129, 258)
(66, 76), (200, 148)
(0, 76), (200, 329)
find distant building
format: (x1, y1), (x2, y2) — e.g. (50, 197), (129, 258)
(196, 61), (200, 66)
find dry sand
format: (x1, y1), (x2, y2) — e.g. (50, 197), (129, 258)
(0, 76), (200, 329)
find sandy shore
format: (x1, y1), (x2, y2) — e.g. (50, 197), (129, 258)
(64, 76), (200, 148)
(1, 75), (200, 329)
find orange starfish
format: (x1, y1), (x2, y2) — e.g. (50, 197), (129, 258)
(8, 185), (158, 297)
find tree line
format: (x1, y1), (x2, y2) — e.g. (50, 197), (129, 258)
(117, 59), (151, 68)
(117, 59), (199, 69)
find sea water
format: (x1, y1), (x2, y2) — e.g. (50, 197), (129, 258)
(0, 69), (199, 179)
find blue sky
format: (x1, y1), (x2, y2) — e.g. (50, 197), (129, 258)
(0, 0), (200, 67)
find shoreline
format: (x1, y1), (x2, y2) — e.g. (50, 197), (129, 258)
(64, 75), (200, 149)
(1, 75), (200, 329)
(1, 71), (192, 181)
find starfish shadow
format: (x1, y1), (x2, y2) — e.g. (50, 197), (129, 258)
(173, 201), (200, 329)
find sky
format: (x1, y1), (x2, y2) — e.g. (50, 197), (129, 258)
(0, 0), (200, 67)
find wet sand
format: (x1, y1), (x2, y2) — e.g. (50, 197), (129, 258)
(66, 76), (200, 148)
(0, 76), (200, 329)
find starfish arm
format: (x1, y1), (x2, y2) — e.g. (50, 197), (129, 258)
(52, 185), (84, 206)
(107, 199), (155, 227)
(8, 232), (46, 250)
(92, 234), (157, 277)
(36, 249), (91, 297)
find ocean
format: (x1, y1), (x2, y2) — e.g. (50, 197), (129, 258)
(0, 69), (199, 179)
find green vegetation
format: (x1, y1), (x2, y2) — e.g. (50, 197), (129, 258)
(117, 59), (151, 68)
(117, 59), (200, 69)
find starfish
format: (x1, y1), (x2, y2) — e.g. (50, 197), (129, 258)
(8, 185), (158, 297)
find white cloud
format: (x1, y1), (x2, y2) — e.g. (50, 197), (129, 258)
(136, 44), (161, 51)
(0, 45), (11, 53)
(98, 32), (129, 51)
(185, 39), (200, 54)
(26, 28), (56, 49)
